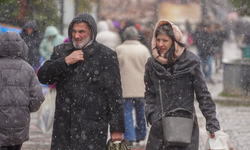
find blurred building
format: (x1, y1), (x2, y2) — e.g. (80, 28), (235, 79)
(99, 0), (157, 25)
(98, 0), (235, 26)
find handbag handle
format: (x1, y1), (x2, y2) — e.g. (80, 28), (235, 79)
(158, 80), (194, 120)
(164, 108), (194, 120)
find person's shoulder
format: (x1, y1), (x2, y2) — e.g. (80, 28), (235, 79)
(179, 49), (200, 68)
(137, 42), (149, 50)
(146, 56), (154, 63)
(54, 42), (73, 52)
(115, 43), (126, 50)
(185, 49), (200, 61)
(19, 60), (36, 74)
(98, 42), (115, 53)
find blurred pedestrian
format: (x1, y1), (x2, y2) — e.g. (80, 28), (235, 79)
(39, 25), (65, 61)
(213, 23), (226, 73)
(0, 31), (44, 150)
(115, 26), (150, 145)
(144, 19), (220, 150)
(20, 20), (43, 72)
(63, 37), (70, 43)
(120, 19), (150, 50)
(107, 19), (122, 45)
(193, 23), (217, 84)
(141, 27), (153, 52)
(37, 12), (125, 149)
(96, 20), (120, 50)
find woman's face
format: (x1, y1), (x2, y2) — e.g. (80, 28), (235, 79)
(156, 33), (173, 55)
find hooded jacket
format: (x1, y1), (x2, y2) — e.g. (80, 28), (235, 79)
(20, 20), (43, 67)
(144, 20), (220, 149)
(39, 26), (65, 60)
(37, 13), (125, 150)
(0, 31), (44, 146)
(96, 20), (120, 50)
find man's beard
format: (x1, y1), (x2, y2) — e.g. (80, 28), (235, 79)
(73, 35), (91, 49)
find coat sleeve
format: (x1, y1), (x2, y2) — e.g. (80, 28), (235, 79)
(104, 50), (125, 133)
(29, 71), (45, 112)
(191, 64), (220, 133)
(144, 59), (157, 125)
(37, 46), (69, 85)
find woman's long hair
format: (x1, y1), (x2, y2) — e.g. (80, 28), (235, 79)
(154, 24), (185, 64)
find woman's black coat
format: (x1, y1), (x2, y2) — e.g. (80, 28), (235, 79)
(37, 13), (125, 150)
(144, 49), (220, 149)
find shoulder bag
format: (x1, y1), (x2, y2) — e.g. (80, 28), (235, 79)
(159, 80), (194, 146)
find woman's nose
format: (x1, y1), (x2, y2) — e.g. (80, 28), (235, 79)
(159, 41), (164, 46)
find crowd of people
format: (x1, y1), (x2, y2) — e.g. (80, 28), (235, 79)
(0, 12), (233, 150)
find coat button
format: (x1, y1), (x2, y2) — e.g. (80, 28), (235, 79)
(172, 79), (176, 83)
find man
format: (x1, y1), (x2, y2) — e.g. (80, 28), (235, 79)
(194, 23), (216, 84)
(115, 26), (151, 145)
(20, 20), (43, 72)
(37, 12), (125, 149)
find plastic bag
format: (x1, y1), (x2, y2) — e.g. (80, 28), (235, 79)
(106, 139), (131, 150)
(37, 88), (56, 133)
(205, 130), (229, 150)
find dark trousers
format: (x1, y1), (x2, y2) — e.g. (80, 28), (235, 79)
(0, 144), (22, 150)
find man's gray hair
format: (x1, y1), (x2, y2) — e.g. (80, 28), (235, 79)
(123, 26), (138, 41)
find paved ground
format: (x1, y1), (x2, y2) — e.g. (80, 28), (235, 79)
(21, 41), (250, 150)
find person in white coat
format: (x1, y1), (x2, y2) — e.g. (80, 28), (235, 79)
(115, 26), (151, 145)
(96, 20), (120, 50)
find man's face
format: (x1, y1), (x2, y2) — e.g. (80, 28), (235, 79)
(72, 22), (92, 49)
(26, 27), (34, 35)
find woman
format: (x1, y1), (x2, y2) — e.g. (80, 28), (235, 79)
(144, 19), (220, 150)
(39, 25), (65, 61)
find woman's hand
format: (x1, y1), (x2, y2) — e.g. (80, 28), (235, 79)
(210, 133), (215, 139)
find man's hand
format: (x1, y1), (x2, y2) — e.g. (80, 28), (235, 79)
(65, 50), (84, 65)
(111, 132), (123, 142)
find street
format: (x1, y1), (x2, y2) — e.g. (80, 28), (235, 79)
(21, 40), (250, 150)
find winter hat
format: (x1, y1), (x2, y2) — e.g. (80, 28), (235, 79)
(113, 20), (120, 29)
(64, 37), (70, 43)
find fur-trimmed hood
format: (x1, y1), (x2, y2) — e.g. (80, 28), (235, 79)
(151, 19), (185, 64)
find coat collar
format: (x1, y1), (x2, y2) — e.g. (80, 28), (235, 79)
(150, 49), (200, 79)
(122, 40), (141, 45)
(65, 40), (99, 56)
